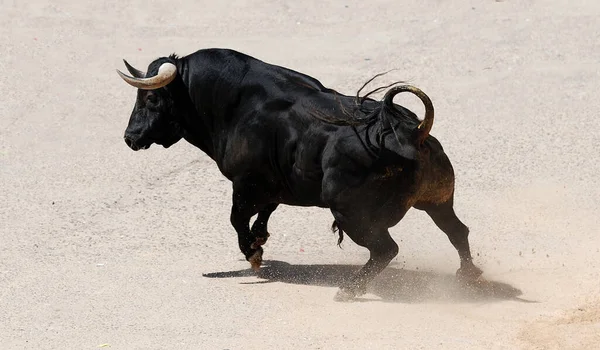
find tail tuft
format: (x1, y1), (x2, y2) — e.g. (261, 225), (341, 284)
(331, 221), (344, 247)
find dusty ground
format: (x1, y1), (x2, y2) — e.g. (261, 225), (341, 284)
(2, 0), (600, 349)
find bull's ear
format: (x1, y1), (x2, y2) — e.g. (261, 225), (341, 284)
(123, 59), (146, 78)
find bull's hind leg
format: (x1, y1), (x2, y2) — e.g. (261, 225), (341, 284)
(331, 212), (400, 301)
(421, 200), (483, 281)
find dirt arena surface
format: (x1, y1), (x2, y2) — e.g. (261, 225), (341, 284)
(2, 1), (599, 349)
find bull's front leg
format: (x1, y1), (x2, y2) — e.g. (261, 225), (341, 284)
(230, 179), (279, 271)
(230, 197), (263, 271)
(250, 203), (279, 250)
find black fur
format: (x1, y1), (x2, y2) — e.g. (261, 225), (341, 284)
(119, 48), (482, 300)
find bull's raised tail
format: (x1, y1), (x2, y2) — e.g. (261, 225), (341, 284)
(383, 85), (434, 146)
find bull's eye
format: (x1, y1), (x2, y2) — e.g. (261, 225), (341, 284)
(146, 93), (158, 105)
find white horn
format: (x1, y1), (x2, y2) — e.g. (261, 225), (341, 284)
(117, 62), (177, 90)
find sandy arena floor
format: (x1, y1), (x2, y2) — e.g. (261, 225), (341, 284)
(2, 1), (599, 349)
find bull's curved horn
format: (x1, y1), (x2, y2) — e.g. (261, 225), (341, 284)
(123, 59), (146, 78)
(116, 62), (177, 90)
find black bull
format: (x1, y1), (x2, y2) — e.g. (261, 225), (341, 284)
(116, 48), (482, 300)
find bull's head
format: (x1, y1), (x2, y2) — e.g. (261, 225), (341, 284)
(117, 58), (183, 151)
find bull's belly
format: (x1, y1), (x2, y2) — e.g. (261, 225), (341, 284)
(278, 196), (329, 208)
(276, 185), (328, 207)
(276, 167), (327, 208)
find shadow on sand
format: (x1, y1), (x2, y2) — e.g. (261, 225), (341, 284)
(203, 260), (532, 304)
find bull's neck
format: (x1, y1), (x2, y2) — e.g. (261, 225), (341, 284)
(176, 58), (219, 159)
(178, 54), (249, 162)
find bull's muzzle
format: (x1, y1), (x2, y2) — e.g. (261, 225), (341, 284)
(124, 136), (149, 151)
(124, 136), (139, 151)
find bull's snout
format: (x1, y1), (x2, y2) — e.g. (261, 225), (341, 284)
(124, 135), (141, 151)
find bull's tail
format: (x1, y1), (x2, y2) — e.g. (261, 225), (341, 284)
(382, 85), (435, 146)
(331, 220), (344, 247)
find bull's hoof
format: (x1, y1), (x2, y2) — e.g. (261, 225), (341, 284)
(250, 235), (269, 250)
(334, 283), (366, 302)
(334, 288), (357, 302)
(456, 264), (484, 284)
(248, 250), (263, 272)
